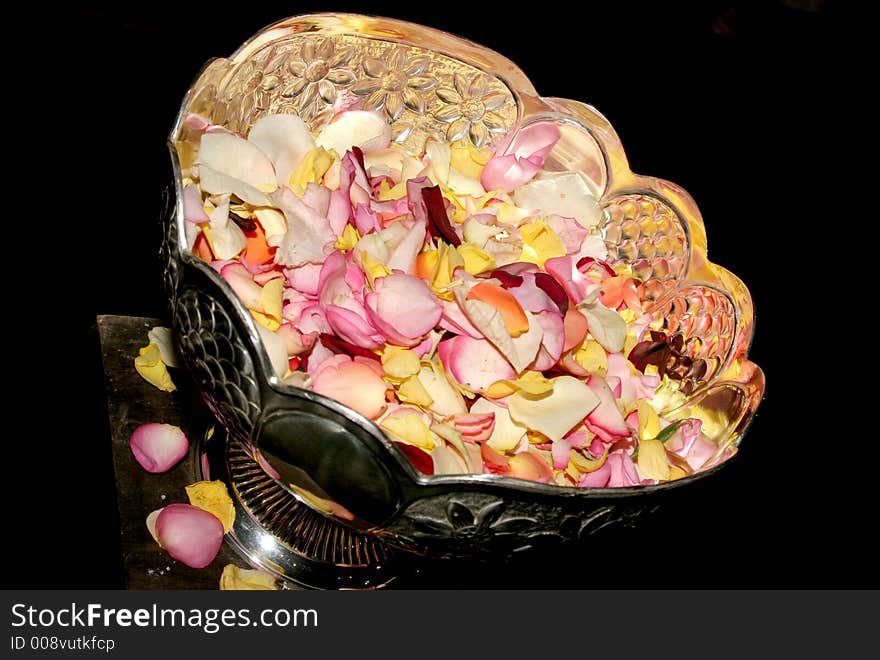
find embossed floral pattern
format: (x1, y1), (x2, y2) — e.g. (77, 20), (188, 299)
(433, 73), (509, 147)
(409, 498), (535, 550)
(281, 38), (356, 120)
(227, 47), (290, 128)
(350, 48), (437, 143)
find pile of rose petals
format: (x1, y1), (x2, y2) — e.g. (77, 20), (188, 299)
(177, 109), (731, 488)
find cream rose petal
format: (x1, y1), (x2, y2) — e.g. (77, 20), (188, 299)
(580, 302), (627, 353)
(470, 396), (528, 452)
(147, 326), (179, 368)
(256, 323), (289, 379)
(248, 114), (316, 186)
(198, 132), (275, 206)
(415, 362), (467, 416)
(316, 111), (391, 154)
(507, 376), (600, 443)
(512, 171), (602, 228)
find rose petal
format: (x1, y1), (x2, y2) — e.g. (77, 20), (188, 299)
(552, 438), (572, 469)
(581, 302), (627, 353)
(248, 113), (316, 186)
(531, 309), (565, 371)
(316, 111), (391, 154)
(431, 444), (469, 475)
(256, 323), (289, 379)
(366, 274), (442, 345)
(453, 279), (543, 373)
(185, 480), (236, 533)
(311, 355), (388, 419)
(545, 214), (588, 255)
(606, 451), (641, 487)
(480, 122), (560, 192)
(544, 255), (596, 304)
(130, 423), (189, 473)
(512, 171), (602, 228)
(134, 344), (176, 392)
(198, 132), (275, 206)
(270, 186), (336, 267)
(220, 262), (262, 310)
(470, 397), (528, 452)
(203, 195), (247, 260)
(182, 183), (209, 224)
(147, 326), (179, 368)
(507, 376), (600, 443)
(585, 375), (631, 441)
(635, 438), (669, 481)
(438, 335), (516, 393)
(155, 503), (225, 569)
(220, 564), (278, 591)
(414, 361), (468, 416)
(507, 451), (554, 483)
(579, 462), (611, 488)
(145, 509), (162, 544)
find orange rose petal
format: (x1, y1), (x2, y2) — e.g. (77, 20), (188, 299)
(466, 282), (530, 337)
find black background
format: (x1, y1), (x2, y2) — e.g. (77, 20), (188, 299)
(11, 1), (865, 588)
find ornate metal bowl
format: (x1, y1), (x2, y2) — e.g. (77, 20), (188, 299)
(163, 13), (764, 584)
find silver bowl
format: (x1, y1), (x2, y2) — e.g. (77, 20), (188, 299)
(163, 13), (765, 586)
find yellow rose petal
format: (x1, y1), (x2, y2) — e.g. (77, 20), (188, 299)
(185, 480), (235, 533)
(638, 399), (662, 440)
(518, 219), (567, 267)
(451, 141), (491, 178)
(457, 243), (497, 275)
(569, 445), (609, 473)
(378, 179), (407, 201)
(134, 344), (176, 392)
(361, 250), (391, 287)
(250, 309), (281, 332)
(220, 564), (278, 591)
(668, 465), (688, 481)
(428, 241), (465, 300)
(484, 371), (554, 399)
(259, 278), (284, 324)
(397, 376), (434, 407)
(290, 147), (334, 194)
(381, 346), (421, 380)
(574, 340), (608, 376)
(334, 223), (361, 251)
(636, 438), (670, 481)
(380, 412), (435, 452)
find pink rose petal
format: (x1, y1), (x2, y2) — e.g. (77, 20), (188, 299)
(606, 451), (641, 487)
(284, 263), (323, 297)
(270, 186), (336, 267)
(220, 263), (262, 310)
(480, 122), (561, 192)
(438, 335), (516, 393)
(366, 274), (441, 346)
(311, 354), (388, 419)
(585, 375), (631, 442)
(579, 462), (611, 488)
(531, 309), (565, 371)
(182, 183), (209, 224)
(129, 423), (189, 473)
(155, 503), (225, 569)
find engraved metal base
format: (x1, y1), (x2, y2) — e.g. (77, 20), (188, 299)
(198, 424), (399, 589)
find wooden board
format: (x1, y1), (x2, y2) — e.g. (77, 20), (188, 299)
(98, 314), (302, 590)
